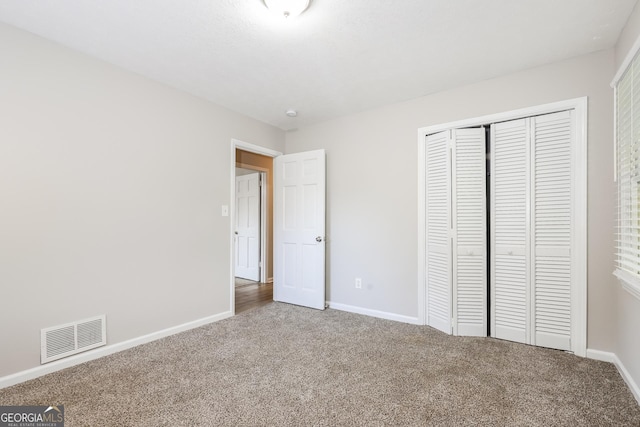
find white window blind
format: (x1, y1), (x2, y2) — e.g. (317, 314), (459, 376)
(615, 50), (640, 300)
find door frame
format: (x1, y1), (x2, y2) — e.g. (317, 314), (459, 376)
(230, 139), (282, 315)
(417, 97), (587, 357)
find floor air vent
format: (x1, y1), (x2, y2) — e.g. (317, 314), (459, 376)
(41, 315), (106, 364)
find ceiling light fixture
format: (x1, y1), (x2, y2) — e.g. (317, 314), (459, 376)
(285, 109), (298, 117)
(263, 0), (310, 18)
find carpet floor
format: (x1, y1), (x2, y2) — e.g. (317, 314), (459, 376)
(1, 303), (639, 426)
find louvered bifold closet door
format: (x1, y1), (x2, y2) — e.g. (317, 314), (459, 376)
(452, 128), (487, 336)
(531, 111), (573, 351)
(490, 119), (530, 345)
(425, 131), (452, 334)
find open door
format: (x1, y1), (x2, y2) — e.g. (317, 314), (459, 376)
(425, 128), (486, 336)
(235, 172), (261, 281)
(273, 149), (326, 310)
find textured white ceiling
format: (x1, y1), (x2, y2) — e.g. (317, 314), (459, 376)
(0, 0), (637, 130)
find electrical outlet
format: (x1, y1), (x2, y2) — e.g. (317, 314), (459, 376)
(355, 278), (362, 289)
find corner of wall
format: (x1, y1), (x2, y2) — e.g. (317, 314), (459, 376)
(587, 348), (640, 404)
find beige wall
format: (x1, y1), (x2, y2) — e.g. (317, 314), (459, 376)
(0, 22), (285, 378)
(286, 49), (616, 351)
(613, 1), (640, 391)
(236, 149), (274, 280)
(616, 0), (640, 71)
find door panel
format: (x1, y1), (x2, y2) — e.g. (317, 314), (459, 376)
(235, 173), (260, 281)
(531, 111), (573, 351)
(491, 111), (575, 351)
(452, 128), (487, 337)
(425, 131), (452, 334)
(491, 119), (529, 345)
(274, 150), (326, 310)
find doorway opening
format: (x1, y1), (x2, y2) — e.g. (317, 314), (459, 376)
(230, 140), (282, 315)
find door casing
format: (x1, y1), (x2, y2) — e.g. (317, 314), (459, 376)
(230, 139), (282, 315)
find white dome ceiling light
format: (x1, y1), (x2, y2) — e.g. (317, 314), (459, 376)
(263, 0), (310, 18)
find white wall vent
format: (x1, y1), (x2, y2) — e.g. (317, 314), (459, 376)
(41, 315), (106, 364)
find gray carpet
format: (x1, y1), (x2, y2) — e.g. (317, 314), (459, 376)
(1, 302), (639, 426)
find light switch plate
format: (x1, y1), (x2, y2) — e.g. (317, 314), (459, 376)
(221, 205), (229, 216)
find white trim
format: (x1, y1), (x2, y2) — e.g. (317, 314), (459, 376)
(0, 311), (232, 390)
(573, 101), (589, 357)
(614, 85), (618, 182)
(259, 171), (267, 283)
(418, 98), (585, 136)
(622, 280), (640, 301)
(417, 131), (427, 325)
(587, 349), (640, 405)
(327, 301), (421, 325)
(232, 139), (282, 159)
(230, 139), (283, 313)
(614, 269), (640, 301)
(417, 97), (588, 357)
(612, 32), (640, 87)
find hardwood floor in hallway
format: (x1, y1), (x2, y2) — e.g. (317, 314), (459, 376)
(235, 279), (273, 314)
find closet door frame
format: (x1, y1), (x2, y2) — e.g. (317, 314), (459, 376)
(417, 97), (587, 357)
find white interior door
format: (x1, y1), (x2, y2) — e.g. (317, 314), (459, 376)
(235, 173), (261, 281)
(425, 130), (452, 334)
(425, 128), (486, 336)
(491, 118), (530, 345)
(273, 149), (326, 310)
(452, 128), (487, 337)
(531, 111), (574, 351)
(491, 111), (575, 351)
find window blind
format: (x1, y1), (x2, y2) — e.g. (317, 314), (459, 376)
(615, 50), (640, 298)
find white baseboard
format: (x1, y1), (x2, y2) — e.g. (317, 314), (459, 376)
(586, 348), (617, 363)
(587, 349), (640, 404)
(327, 301), (421, 325)
(0, 311), (233, 390)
